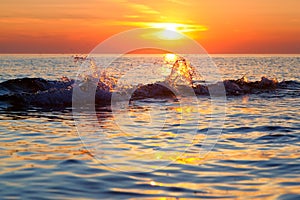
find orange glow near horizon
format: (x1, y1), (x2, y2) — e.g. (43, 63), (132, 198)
(0, 0), (299, 54)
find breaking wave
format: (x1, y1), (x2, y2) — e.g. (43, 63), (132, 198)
(0, 56), (299, 110)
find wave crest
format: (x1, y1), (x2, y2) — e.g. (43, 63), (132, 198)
(0, 56), (299, 110)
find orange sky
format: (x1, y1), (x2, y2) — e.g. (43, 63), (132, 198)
(0, 0), (299, 54)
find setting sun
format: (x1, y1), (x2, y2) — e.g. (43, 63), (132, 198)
(158, 23), (182, 40)
(150, 23), (180, 31)
(143, 22), (207, 40)
(154, 23), (183, 40)
(0, 0), (299, 53)
(156, 29), (184, 40)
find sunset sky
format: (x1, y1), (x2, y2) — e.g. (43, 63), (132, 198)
(1, 0), (299, 54)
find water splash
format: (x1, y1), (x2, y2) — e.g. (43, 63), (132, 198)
(0, 55), (299, 110)
(166, 58), (194, 86)
(76, 57), (117, 92)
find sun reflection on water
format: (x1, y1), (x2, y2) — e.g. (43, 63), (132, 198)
(164, 53), (178, 64)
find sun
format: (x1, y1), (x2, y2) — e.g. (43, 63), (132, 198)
(138, 22), (207, 41)
(150, 23), (180, 31)
(158, 29), (183, 40)
(160, 23), (183, 40)
(162, 23), (179, 31)
(147, 23), (184, 40)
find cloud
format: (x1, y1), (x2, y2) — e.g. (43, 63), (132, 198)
(111, 21), (208, 33)
(167, 0), (191, 6)
(124, 15), (140, 19)
(128, 3), (160, 15)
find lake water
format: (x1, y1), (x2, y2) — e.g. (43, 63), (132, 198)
(0, 54), (299, 199)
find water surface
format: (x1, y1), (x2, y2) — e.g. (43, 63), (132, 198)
(0, 54), (299, 199)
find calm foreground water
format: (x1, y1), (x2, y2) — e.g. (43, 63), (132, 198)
(0, 54), (299, 199)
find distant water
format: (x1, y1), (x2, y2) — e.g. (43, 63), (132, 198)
(0, 54), (299, 199)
